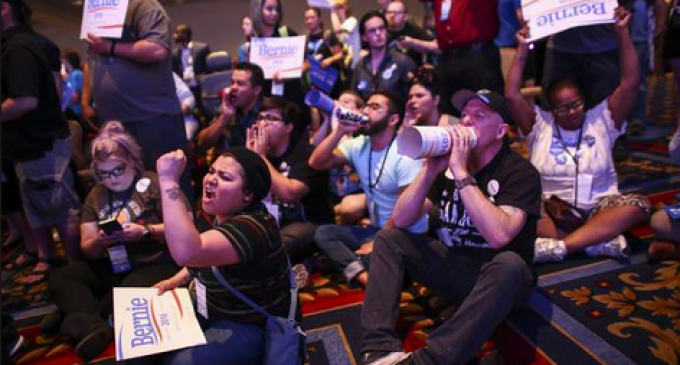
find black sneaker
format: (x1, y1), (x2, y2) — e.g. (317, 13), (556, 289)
(75, 325), (113, 361)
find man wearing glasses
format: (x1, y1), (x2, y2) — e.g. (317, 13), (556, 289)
(351, 11), (415, 101)
(246, 97), (334, 265)
(386, 1), (434, 67)
(309, 92), (426, 288)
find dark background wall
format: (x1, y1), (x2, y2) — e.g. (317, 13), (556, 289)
(26, 0), (427, 59)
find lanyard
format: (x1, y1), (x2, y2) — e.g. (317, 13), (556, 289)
(107, 186), (133, 221)
(368, 135), (396, 192)
(555, 123), (585, 207)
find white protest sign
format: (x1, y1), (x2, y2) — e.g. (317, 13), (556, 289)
(307, 0), (331, 8)
(522, 0), (617, 42)
(80, 0), (129, 39)
(250, 36), (307, 79)
(113, 288), (206, 361)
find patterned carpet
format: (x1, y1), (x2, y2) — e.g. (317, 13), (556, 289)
(2, 73), (679, 365)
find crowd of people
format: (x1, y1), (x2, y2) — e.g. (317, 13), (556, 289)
(2, 0), (680, 364)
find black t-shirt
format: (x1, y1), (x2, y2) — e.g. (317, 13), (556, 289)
(306, 31), (333, 60)
(269, 140), (334, 225)
(1, 26), (69, 162)
(428, 145), (542, 264)
(81, 172), (179, 267)
(388, 22), (434, 66)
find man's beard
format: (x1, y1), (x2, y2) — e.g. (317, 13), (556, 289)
(362, 116), (390, 136)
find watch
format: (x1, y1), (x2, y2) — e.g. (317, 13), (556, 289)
(142, 224), (152, 239)
(454, 176), (477, 190)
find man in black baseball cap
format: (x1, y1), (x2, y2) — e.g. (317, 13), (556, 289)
(451, 88), (513, 124)
(360, 92), (542, 364)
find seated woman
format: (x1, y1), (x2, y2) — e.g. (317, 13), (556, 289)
(153, 147), (292, 365)
(46, 122), (185, 361)
(505, 7), (651, 263)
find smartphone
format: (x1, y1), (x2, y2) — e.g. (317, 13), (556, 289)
(98, 218), (123, 235)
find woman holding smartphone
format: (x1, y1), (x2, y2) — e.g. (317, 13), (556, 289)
(45, 122), (188, 361)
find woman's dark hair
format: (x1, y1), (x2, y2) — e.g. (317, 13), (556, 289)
(409, 65), (439, 95)
(62, 48), (82, 70)
(545, 77), (584, 109)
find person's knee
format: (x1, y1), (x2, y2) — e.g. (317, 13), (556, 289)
(373, 228), (410, 254)
(49, 263), (84, 290)
(487, 252), (531, 285)
(314, 224), (342, 243)
(651, 210), (674, 241)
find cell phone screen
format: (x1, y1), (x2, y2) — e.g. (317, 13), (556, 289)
(99, 218), (123, 235)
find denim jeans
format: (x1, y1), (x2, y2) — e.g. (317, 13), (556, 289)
(361, 228), (534, 365)
(164, 318), (265, 365)
(314, 225), (378, 282)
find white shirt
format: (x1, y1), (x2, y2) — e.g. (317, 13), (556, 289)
(525, 100), (625, 211)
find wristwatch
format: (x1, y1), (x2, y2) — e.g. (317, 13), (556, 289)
(454, 176), (477, 190)
(142, 224), (152, 239)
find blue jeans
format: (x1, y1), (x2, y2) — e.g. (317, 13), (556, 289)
(314, 225), (378, 282)
(164, 318), (265, 365)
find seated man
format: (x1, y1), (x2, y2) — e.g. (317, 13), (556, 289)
(247, 97), (334, 263)
(360, 89), (541, 365)
(504, 8), (650, 263)
(309, 91), (427, 287)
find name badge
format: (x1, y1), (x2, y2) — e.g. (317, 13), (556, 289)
(108, 245), (132, 274)
(195, 278), (208, 319)
(440, 0), (452, 22)
(272, 81), (284, 96)
(577, 173), (593, 205)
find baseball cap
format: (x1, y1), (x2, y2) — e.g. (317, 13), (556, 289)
(451, 89), (513, 123)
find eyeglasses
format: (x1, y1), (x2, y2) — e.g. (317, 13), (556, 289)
(386, 10), (405, 15)
(365, 103), (385, 112)
(553, 100), (585, 117)
(96, 163), (127, 180)
(365, 25), (386, 36)
(256, 114), (284, 124)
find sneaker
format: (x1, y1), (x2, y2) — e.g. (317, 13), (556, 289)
(585, 235), (630, 259)
(362, 351), (411, 365)
(534, 237), (567, 263)
(74, 325), (113, 361)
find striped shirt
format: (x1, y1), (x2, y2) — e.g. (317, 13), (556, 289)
(189, 202), (291, 324)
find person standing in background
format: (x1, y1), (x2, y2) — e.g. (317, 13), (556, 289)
(82, 0), (193, 204)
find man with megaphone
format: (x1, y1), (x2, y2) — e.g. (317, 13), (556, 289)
(359, 89), (542, 365)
